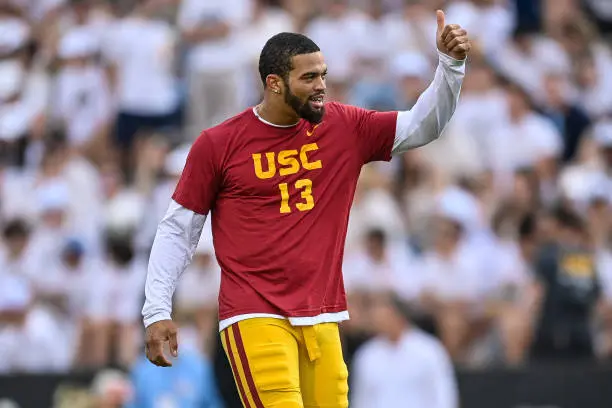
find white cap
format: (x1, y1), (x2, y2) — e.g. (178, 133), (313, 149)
(0, 18), (30, 55)
(0, 59), (24, 103)
(164, 144), (190, 176)
(390, 52), (431, 79)
(0, 275), (31, 311)
(91, 369), (132, 398)
(593, 121), (612, 147)
(58, 28), (99, 59)
(106, 193), (144, 233)
(560, 168), (609, 205)
(436, 186), (481, 232)
(36, 180), (70, 214)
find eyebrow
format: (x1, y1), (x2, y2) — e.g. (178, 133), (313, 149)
(301, 67), (328, 78)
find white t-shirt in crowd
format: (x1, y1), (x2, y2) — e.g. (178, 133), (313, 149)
(103, 16), (179, 115)
(343, 243), (421, 301)
(492, 36), (570, 101)
(0, 168), (38, 221)
(576, 44), (612, 118)
(597, 250), (612, 301)
(305, 10), (369, 82)
(346, 188), (407, 254)
(351, 329), (458, 408)
(445, 0), (514, 56)
(52, 65), (112, 146)
(237, 7), (295, 65)
(490, 112), (563, 182)
(444, 89), (507, 173)
(419, 242), (483, 303)
(381, 11), (437, 58)
(89, 258), (147, 325)
(175, 260), (221, 311)
(494, 240), (535, 295)
(178, 0), (252, 73)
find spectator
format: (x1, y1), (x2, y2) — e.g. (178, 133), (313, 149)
(0, 219), (35, 279)
(178, 0), (251, 135)
(90, 369), (133, 408)
(491, 24), (570, 103)
(491, 82), (563, 202)
(418, 200), (487, 362)
(530, 206), (602, 361)
(540, 71), (591, 164)
(95, 234), (146, 368)
(305, 0), (366, 101)
(492, 211), (543, 365)
(52, 27), (112, 161)
(103, 0), (180, 156)
(351, 291), (458, 408)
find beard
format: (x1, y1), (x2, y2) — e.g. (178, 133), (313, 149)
(283, 82), (325, 124)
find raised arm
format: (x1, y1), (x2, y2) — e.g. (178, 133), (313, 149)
(392, 10), (469, 154)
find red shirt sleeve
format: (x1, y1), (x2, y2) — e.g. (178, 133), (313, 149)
(172, 131), (221, 215)
(336, 103), (398, 164)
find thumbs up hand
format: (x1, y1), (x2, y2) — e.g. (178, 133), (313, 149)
(436, 10), (470, 61)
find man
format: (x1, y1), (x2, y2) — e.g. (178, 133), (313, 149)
(350, 291), (458, 408)
(530, 206), (602, 361)
(143, 10), (470, 408)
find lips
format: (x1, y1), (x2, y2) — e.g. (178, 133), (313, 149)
(309, 94), (325, 109)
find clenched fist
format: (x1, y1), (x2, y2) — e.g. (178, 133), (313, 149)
(145, 319), (179, 367)
(436, 10), (471, 61)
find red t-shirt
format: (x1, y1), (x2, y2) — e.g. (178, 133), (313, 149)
(172, 102), (397, 322)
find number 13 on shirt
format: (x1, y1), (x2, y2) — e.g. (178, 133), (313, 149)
(278, 179), (314, 213)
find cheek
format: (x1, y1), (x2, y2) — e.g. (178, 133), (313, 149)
(289, 83), (311, 99)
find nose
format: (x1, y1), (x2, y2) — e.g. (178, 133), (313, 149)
(314, 76), (326, 92)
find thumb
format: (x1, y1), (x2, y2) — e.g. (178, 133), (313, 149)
(436, 10), (445, 33)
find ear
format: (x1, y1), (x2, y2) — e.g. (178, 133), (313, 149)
(266, 74), (284, 94)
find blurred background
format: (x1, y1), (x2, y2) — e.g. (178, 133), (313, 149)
(2, 0), (612, 407)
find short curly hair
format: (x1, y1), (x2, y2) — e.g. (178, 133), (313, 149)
(258, 32), (320, 87)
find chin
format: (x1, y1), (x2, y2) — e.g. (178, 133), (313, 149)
(301, 106), (326, 124)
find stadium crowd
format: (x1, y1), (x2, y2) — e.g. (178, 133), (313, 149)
(2, 0), (612, 406)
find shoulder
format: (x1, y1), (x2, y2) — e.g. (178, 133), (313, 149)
(324, 102), (368, 123)
(326, 102), (357, 115)
(195, 109), (253, 146)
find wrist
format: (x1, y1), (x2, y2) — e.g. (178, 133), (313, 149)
(143, 312), (172, 328)
(437, 49), (466, 66)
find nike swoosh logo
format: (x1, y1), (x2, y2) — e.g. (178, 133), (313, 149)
(306, 124), (321, 137)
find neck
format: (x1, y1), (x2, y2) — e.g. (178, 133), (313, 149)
(387, 323), (409, 344)
(437, 242), (457, 258)
(257, 97), (300, 127)
(510, 109), (525, 123)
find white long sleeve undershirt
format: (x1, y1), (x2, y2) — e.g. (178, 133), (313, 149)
(142, 51), (466, 328)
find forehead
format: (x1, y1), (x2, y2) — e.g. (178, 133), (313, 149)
(290, 52), (326, 75)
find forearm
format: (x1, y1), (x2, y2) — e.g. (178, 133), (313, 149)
(142, 200), (206, 327)
(392, 51), (466, 154)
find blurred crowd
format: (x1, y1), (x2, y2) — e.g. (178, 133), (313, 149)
(2, 0), (612, 404)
